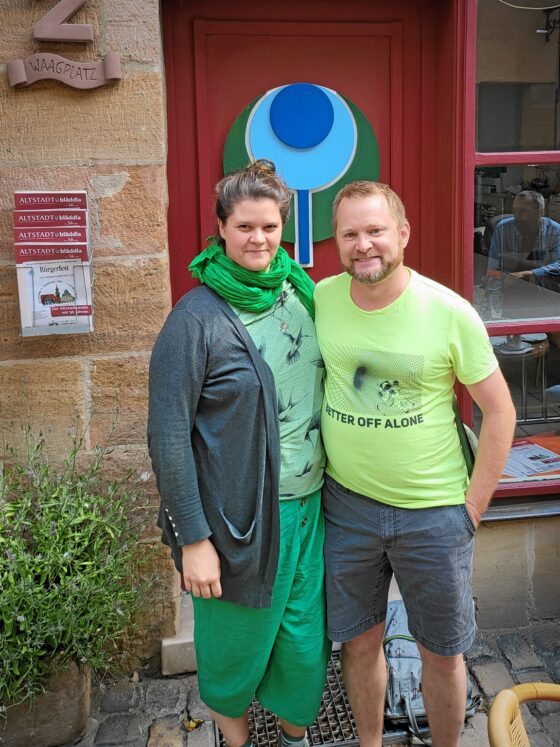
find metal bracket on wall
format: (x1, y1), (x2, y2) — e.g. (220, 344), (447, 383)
(536, 8), (560, 43)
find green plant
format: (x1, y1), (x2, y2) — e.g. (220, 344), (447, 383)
(0, 431), (152, 714)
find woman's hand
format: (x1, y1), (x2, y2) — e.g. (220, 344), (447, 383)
(181, 539), (222, 599)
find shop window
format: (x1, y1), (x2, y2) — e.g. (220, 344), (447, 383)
(477, 3), (560, 152)
(472, 164), (560, 489)
(473, 164), (560, 324)
(473, 334), (560, 485)
(475, 2), (560, 495)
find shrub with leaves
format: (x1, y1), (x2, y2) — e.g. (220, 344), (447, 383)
(0, 432), (152, 713)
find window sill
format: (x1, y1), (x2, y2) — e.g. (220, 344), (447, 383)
(483, 496), (560, 522)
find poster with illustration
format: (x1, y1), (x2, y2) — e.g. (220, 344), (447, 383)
(16, 261), (93, 336)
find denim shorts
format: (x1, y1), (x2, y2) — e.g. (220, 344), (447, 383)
(323, 474), (476, 656)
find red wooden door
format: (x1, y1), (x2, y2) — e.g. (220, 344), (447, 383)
(163, 1), (440, 302)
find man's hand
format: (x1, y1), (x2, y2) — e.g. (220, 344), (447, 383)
(465, 500), (482, 530)
(182, 539), (222, 599)
(464, 369), (516, 524)
(510, 270), (534, 280)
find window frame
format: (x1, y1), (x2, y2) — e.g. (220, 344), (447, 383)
(464, 2), (560, 497)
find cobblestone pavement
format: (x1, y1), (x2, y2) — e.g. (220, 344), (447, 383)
(63, 618), (560, 747)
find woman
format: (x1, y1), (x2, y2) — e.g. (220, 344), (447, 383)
(148, 160), (329, 747)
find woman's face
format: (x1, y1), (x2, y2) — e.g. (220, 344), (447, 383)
(218, 199), (283, 272)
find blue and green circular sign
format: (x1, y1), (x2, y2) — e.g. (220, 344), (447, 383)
(224, 83), (380, 267)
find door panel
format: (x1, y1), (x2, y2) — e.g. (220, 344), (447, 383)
(164, 1), (434, 300)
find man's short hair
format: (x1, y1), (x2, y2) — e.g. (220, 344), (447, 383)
(332, 181), (408, 230)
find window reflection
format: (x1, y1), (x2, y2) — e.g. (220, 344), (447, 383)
(477, 2), (560, 152)
(474, 165), (560, 322)
(473, 334), (560, 483)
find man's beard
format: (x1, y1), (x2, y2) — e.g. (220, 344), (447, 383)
(342, 243), (404, 285)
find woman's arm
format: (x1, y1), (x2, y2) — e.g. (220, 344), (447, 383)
(148, 307), (212, 548)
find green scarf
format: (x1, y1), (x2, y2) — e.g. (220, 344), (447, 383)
(189, 244), (315, 319)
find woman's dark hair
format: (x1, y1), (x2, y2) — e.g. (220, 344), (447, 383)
(214, 160), (291, 246)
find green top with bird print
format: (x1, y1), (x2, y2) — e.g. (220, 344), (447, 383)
(232, 280), (325, 500)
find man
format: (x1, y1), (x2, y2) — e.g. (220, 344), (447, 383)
(487, 190), (560, 287)
(314, 181), (516, 747)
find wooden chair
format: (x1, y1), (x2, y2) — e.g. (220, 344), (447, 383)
(487, 682), (560, 747)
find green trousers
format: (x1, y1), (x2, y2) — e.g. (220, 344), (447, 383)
(192, 489), (330, 725)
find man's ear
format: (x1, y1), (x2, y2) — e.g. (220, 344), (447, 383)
(400, 221), (411, 248)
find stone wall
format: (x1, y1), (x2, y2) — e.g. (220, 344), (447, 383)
(0, 0), (178, 662)
(474, 516), (560, 628)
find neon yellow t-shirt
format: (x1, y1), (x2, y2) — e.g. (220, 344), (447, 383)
(314, 269), (498, 508)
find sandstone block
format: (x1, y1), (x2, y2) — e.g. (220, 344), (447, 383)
(104, 0), (163, 64)
(1, 165), (167, 263)
(0, 1), (102, 62)
(0, 360), (85, 448)
(0, 661), (91, 747)
(96, 166), (168, 256)
(473, 522), (530, 628)
(1, 73), (165, 166)
(533, 518), (560, 618)
(91, 257), (171, 348)
(90, 355), (150, 445)
(161, 594), (197, 676)
(0, 265), (20, 347)
(1, 256), (171, 360)
(125, 544), (181, 667)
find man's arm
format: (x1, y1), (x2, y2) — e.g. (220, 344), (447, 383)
(512, 221), (560, 278)
(464, 368), (516, 527)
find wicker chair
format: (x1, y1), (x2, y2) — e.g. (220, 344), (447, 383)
(488, 682), (560, 747)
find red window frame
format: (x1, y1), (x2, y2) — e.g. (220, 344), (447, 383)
(461, 1), (560, 498)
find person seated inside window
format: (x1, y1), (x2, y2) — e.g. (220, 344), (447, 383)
(487, 190), (560, 292)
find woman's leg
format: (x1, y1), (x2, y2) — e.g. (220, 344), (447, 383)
(278, 720), (306, 739)
(210, 710), (250, 747)
(258, 490), (330, 726)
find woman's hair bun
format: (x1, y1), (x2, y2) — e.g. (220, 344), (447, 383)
(248, 159), (276, 177)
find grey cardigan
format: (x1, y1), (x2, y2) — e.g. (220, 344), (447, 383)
(147, 286), (281, 608)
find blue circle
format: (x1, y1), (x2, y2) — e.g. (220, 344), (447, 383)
(248, 85), (356, 191)
(270, 83), (334, 149)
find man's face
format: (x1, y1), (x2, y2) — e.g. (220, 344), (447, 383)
(513, 197), (541, 235)
(335, 195), (410, 285)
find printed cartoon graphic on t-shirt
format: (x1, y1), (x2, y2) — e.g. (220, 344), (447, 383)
(323, 343), (424, 424)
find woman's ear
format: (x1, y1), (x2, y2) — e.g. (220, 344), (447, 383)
(218, 219), (226, 240)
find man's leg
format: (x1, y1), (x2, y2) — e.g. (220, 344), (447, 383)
(389, 503), (476, 747)
(418, 645), (467, 747)
(341, 622), (386, 747)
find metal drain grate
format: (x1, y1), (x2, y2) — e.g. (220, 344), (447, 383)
(213, 652), (430, 747)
